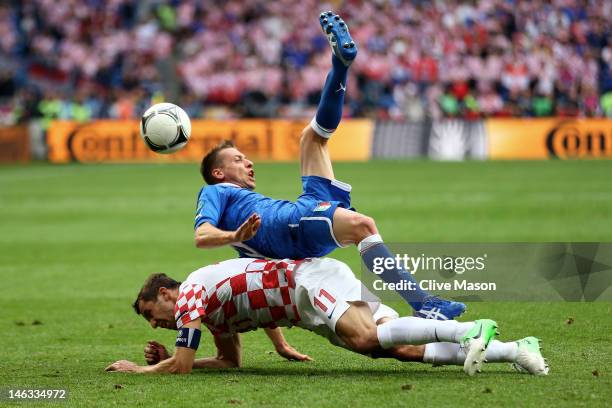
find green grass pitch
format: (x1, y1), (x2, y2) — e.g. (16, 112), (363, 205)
(1, 160), (611, 407)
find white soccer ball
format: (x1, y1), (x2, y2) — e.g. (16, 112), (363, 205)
(140, 103), (191, 154)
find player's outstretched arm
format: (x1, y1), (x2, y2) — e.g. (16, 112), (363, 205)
(106, 344), (196, 374)
(106, 320), (201, 374)
(195, 214), (261, 248)
(264, 327), (313, 361)
(139, 336), (242, 370)
(195, 222), (237, 248)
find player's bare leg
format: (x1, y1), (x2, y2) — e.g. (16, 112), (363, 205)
(333, 301), (381, 354)
(333, 302), (474, 357)
(336, 310), (425, 362)
(332, 205), (466, 320)
(371, 316), (425, 362)
(332, 302), (477, 356)
(332, 207), (434, 313)
(332, 207), (378, 245)
(300, 11), (356, 179)
(333, 303), (542, 374)
(300, 126), (334, 179)
(306, 12), (466, 320)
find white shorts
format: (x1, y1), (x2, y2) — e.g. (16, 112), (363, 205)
(292, 258), (399, 347)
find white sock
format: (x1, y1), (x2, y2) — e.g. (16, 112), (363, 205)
(357, 233), (383, 253)
(484, 340), (518, 362)
(376, 317), (474, 349)
(423, 340), (518, 365)
(310, 117), (334, 139)
(423, 342), (463, 365)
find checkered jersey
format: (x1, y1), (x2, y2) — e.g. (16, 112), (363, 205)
(174, 258), (302, 337)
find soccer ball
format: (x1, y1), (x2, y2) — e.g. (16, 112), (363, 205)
(140, 103), (191, 154)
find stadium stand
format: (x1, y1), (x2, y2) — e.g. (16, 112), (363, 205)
(0, 0), (610, 125)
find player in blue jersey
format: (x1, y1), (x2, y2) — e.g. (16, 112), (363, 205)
(193, 11), (466, 321)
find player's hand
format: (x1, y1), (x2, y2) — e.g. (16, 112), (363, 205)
(144, 340), (171, 365)
(105, 360), (143, 373)
(233, 213), (261, 242)
(275, 343), (313, 362)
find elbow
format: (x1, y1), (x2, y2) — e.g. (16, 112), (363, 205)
(218, 356), (241, 369)
(177, 367), (193, 374)
(194, 226), (204, 248)
(194, 232), (209, 248)
(231, 356), (242, 368)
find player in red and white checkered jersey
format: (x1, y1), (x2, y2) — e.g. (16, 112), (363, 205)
(173, 258), (304, 337)
(108, 257), (549, 376)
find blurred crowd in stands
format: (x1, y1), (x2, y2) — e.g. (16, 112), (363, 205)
(0, 0), (611, 126)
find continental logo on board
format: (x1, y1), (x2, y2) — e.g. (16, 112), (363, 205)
(47, 119), (373, 163)
(545, 120), (612, 159)
(48, 120), (276, 163)
(487, 119), (612, 159)
(0, 125), (30, 163)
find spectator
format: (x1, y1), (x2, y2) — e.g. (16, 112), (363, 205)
(532, 92), (554, 117)
(439, 84), (460, 117)
(601, 91), (612, 118)
(0, 0), (609, 123)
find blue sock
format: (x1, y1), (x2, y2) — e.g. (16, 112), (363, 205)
(312, 56), (348, 138)
(359, 235), (430, 310)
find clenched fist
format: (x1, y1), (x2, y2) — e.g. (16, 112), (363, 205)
(144, 340), (171, 365)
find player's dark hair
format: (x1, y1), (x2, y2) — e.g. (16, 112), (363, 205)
(200, 140), (235, 185)
(132, 273), (181, 315)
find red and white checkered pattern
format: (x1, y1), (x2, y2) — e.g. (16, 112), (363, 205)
(174, 283), (206, 327)
(174, 259), (303, 336)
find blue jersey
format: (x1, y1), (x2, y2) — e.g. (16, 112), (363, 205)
(194, 177), (354, 259)
(195, 183), (297, 258)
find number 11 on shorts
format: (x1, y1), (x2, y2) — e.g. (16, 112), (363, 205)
(314, 288), (336, 314)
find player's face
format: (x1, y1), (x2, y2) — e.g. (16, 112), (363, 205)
(138, 295), (177, 330)
(218, 148), (256, 189)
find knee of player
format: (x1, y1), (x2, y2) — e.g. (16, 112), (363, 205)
(351, 214), (378, 239)
(300, 128), (327, 148)
(345, 335), (379, 354)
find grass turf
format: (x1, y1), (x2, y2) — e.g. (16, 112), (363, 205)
(1, 160), (611, 407)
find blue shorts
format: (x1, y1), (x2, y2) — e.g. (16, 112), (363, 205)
(289, 176), (354, 258)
